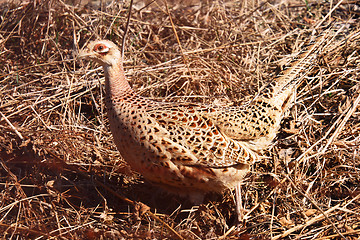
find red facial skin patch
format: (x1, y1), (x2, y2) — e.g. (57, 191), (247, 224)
(93, 44), (109, 55)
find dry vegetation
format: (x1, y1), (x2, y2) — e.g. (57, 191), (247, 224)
(1, 0), (360, 239)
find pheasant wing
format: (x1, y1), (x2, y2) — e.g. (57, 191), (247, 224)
(146, 104), (257, 167)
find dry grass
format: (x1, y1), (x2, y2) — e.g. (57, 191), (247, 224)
(0, 0), (360, 239)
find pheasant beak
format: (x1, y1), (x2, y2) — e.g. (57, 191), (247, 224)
(77, 46), (104, 66)
(78, 47), (92, 59)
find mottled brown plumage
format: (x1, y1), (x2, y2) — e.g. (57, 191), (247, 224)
(78, 33), (330, 202)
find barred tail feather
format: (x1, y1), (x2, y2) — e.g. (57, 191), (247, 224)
(265, 28), (340, 110)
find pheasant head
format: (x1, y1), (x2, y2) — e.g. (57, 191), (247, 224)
(79, 40), (122, 67)
(79, 40), (132, 97)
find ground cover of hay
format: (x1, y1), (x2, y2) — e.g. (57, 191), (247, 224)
(0, 0), (360, 239)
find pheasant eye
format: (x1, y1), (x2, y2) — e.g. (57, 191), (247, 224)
(94, 44), (109, 54)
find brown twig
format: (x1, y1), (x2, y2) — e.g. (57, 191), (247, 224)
(121, 0), (134, 60)
(163, 0), (196, 86)
(0, 111), (23, 140)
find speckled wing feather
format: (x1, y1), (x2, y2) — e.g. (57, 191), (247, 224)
(202, 101), (283, 150)
(145, 104), (257, 167)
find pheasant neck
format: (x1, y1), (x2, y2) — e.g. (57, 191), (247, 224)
(104, 63), (135, 99)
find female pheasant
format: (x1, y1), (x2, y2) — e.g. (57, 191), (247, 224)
(79, 33), (331, 209)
